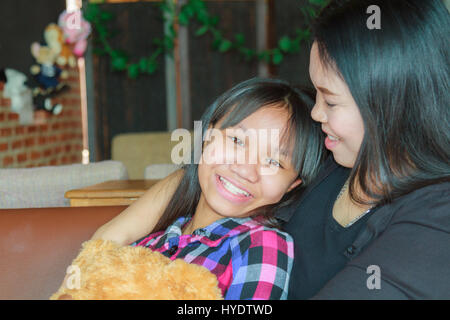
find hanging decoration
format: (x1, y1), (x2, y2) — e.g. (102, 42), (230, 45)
(84, 0), (330, 79)
(58, 9), (92, 57)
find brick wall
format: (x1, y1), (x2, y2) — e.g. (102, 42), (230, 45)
(0, 68), (83, 168)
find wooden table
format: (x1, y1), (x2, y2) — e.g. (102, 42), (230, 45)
(65, 179), (159, 207)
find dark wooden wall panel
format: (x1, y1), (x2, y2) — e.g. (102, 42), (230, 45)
(188, 0), (259, 123)
(0, 0), (66, 75)
(93, 2), (167, 161)
(91, 0), (313, 160)
(274, 0), (312, 87)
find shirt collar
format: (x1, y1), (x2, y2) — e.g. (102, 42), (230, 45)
(162, 215), (262, 243)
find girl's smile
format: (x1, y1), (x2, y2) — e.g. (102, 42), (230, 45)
(215, 174), (253, 204)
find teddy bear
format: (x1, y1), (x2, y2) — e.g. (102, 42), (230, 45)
(58, 9), (92, 57)
(44, 23), (77, 68)
(50, 240), (223, 300)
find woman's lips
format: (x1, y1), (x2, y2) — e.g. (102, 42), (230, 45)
(324, 134), (340, 150)
(323, 129), (340, 150)
(215, 174), (253, 204)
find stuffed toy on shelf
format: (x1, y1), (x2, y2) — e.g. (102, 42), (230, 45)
(30, 42), (68, 92)
(44, 23), (77, 68)
(29, 41), (71, 115)
(1, 68), (34, 124)
(50, 240), (223, 300)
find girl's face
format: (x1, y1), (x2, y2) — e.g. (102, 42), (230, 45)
(196, 105), (302, 221)
(309, 42), (365, 168)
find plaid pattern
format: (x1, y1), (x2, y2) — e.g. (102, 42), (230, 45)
(132, 215), (294, 300)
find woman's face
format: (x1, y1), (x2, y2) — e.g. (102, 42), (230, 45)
(309, 42), (365, 168)
(196, 105), (302, 221)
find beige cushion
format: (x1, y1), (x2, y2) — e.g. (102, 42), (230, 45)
(0, 160), (128, 208)
(144, 163), (181, 180)
(112, 132), (183, 179)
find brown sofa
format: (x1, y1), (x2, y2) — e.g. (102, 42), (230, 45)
(0, 205), (127, 300)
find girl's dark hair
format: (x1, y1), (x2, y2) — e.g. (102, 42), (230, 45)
(312, 0), (450, 205)
(152, 78), (327, 232)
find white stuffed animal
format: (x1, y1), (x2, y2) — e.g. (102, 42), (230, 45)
(2, 69), (34, 125)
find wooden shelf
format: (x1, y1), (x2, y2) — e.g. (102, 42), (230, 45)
(65, 179), (159, 206)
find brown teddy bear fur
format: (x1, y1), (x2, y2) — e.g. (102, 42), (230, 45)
(50, 240), (223, 300)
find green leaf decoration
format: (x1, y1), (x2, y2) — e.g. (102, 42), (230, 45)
(272, 49), (284, 65)
(111, 51), (128, 71)
(218, 40), (233, 53)
(85, 0), (329, 79)
(147, 60), (158, 74)
(127, 63), (140, 79)
(195, 25), (209, 36)
(138, 57), (148, 72)
(178, 10), (190, 25)
(279, 36), (291, 52)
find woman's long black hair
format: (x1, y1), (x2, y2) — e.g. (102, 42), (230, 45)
(152, 78), (327, 232)
(312, 0), (450, 205)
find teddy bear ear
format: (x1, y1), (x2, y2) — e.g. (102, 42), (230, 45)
(31, 42), (41, 58)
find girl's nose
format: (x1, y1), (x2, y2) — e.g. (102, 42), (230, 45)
(229, 162), (259, 184)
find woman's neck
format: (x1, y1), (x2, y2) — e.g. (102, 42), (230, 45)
(332, 175), (374, 227)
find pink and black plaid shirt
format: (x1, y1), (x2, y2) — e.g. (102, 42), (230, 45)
(132, 215), (294, 300)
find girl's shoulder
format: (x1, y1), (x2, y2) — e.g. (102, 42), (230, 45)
(228, 216), (294, 253)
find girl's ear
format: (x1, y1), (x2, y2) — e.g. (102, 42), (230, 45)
(286, 178), (302, 193)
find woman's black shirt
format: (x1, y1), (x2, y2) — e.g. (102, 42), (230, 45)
(277, 156), (450, 299)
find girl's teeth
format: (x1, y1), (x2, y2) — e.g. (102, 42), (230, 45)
(219, 176), (250, 197)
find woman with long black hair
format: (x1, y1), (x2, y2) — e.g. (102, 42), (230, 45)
(93, 0), (450, 299)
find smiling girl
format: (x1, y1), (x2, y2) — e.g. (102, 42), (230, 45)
(131, 78), (325, 300)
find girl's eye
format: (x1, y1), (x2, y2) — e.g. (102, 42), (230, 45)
(266, 158), (283, 169)
(325, 101), (337, 107)
(229, 136), (245, 147)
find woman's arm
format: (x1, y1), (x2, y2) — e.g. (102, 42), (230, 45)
(90, 169), (184, 245)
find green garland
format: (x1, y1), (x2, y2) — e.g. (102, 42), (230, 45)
(84, 0), (329, 79)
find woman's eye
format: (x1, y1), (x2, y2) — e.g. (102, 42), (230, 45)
(325, 101), (337, 107)
(229, 136), (245, 147)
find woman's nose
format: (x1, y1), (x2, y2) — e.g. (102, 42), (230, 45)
(311, 102), (327, 123)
